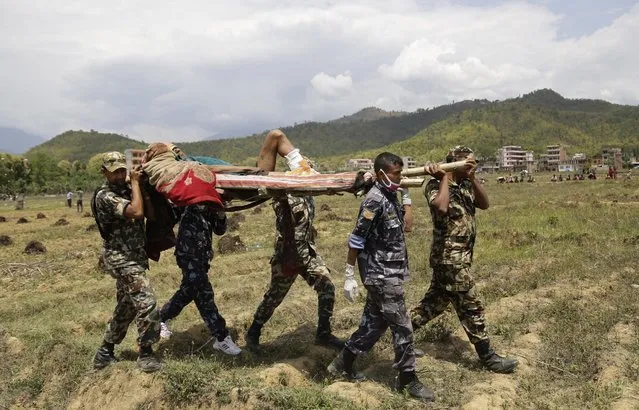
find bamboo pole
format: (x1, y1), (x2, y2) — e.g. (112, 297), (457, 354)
(401, 159), (471, 177)
(400, 178), (425, 188)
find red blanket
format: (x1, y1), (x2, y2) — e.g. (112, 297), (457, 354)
(142, 151), (223, 207)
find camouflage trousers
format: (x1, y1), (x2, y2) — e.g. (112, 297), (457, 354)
(104, 266), (160, 347)
(160, 268), (228, 341)
(345, 278), (416, 373)
(410, 265), (488, 344)
(252, 257), (335, 335)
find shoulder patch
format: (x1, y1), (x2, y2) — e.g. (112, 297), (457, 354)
(362, 208), (376, 220)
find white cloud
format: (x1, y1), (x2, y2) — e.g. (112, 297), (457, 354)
(310, 71), (353, 98)
(0, 1), (639, 142)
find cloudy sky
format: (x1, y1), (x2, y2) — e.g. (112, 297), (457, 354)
(1, 0), (638, 142)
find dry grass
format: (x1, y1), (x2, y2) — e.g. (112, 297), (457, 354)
(1, 176), (639, 409)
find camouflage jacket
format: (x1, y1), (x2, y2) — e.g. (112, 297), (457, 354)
(272, 195), (318, 266)
(94, 183), (148, 270)
(348, 183), (408, 284)
(425, 177), (476, 268)
(175, 204), (227, 265)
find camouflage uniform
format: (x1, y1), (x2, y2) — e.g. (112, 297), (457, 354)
(160, 204), (230, 341)
(344, 183), (416, 373)
(410, 178), (488, 344)
(251, 195), (336, 336)
(94, 183), (160, 348)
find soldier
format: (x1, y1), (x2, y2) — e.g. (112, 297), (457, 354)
(245, 193), (345, 351)
(328, 152), (435, 403)
(158, 203), (242, 356)
(76, 187), (84, 213)
(410, 146), (518, 373)
(92, 152), (161, 373)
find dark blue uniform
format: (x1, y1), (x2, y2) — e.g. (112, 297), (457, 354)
(159, 204), (229, 341)
(344, 183), (417, 373)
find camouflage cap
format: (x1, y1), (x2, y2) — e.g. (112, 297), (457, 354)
(451, 145), (474, 157)
(102, 151), (127, 172)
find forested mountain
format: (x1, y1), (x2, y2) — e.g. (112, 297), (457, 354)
(0, 127), (44, 154)
(317, 89), (639, 169)
(24, 130), (147, 162)
(179, 99), (489, 165)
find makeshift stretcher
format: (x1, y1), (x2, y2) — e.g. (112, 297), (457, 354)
(133, 147), (371, 211)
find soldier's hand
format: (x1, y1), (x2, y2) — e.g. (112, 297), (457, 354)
(425, 164), (446, 179)
(129, 166), (142, 183)
(343, 264), (359, 303)
(464, 156), (477, 180)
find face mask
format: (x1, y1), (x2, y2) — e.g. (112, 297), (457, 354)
(379, 169), (401, 192)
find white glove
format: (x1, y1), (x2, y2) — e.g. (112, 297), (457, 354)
(399, 187), (412, 206)
(343, 264), (359, 303)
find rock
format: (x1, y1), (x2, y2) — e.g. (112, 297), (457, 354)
(53, 218), (69, 226)
(17, 217), (29, 224)
(24, 240), (46, 254)
(36, 212), (46, 219)
(218, 235), (246, 254)
(0, 235), (12, 246)
(631, 284), (639, 289)
(6, 336), (25, 355)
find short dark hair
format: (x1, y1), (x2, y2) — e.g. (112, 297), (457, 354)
(374, 152), (403, 173)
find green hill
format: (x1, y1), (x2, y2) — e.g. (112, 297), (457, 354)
(24, 130), (147, 162)
(318, 89), (639, 169)
(177, 99), (489, 165)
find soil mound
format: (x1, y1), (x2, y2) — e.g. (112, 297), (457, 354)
(0, 235), (13, 246)
(83, 212), (92, 218)
(218, 235), (246, 254)
(17, 217), (29, 224)
(0, 216), (6, 222)
(85, 223), (98, 232)
(320, 203), (332, 212)
(36, 212), (46, 219)
(319, 212), (349, 222)
(226, 213), (244, 232)
(53, 218), (70, 226)
(24, 240), (46, 254)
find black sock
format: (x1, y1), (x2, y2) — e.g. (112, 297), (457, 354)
(102, 341), (115, 353)
(139, 345), (153, 356)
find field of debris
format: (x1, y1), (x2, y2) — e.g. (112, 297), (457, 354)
(1, 177), (639, 409)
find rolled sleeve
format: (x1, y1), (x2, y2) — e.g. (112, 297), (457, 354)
(424, 178), (440, 206)
(348, 233), (366, 250)
(99, 191), (130, 218)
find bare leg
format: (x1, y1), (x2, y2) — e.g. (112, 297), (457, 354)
(256, 129), (296, 172)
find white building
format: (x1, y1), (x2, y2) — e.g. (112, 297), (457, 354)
(401, 156), (417, 168)
(347, 158), (373, 170)
(497, 146), (534, 169)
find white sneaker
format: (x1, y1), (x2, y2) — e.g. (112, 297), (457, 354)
(160, 322), (172, 339)
(213, 335), (242, 356)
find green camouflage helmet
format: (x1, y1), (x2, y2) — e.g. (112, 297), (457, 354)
(102, 152), (127, 172)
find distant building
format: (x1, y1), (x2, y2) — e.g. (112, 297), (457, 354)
(124, 149), (145, 169)
(346, 158), (373, 170)
(601, 147), (623, 170)
(497, 145), (534, 171)
(401, 156), (417, 168)
(546, 145), (567, 166)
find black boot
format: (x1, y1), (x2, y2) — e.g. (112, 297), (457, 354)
(245, 323), (261, 351)
(327, 348), (365, 382)
(315, 317), (346, 350)
(93, 341), (117, 370)
(137, 345), (161, 373)
(475, 340), (518, 374)
(395, 371), (435, 402)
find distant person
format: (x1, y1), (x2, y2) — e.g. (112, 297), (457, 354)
(410, 146), (518, 374)
(551, 174), (557, 182)
(66, 191), (73, 208)
(558, 174), (563, 182)
(92, 152), (161, 373)
(328, 152), (435, 403)
(15, 192), (24, 210)
(76, 188), (84, 213)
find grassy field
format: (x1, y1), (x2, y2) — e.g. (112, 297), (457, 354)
(1, 176), (639, 409)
